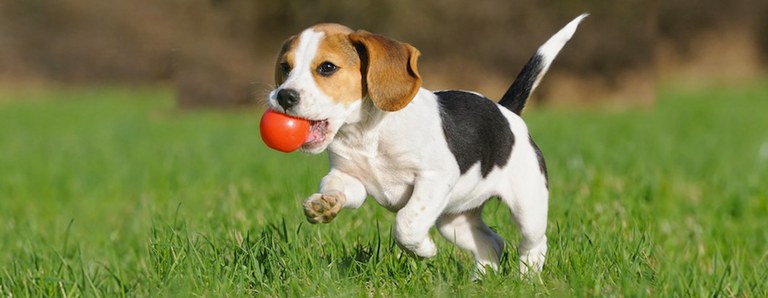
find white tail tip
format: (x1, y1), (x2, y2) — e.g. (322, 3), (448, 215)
(537, 13), (589, 62)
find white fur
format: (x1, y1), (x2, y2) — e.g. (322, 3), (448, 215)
(317, 89), (548, 274)
(267, 16), (586, 275)
(530, 13), (588, 93)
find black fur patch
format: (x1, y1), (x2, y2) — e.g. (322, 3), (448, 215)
(436, 91), (514, 177)
(498, 54), (543, 115)
(529, 135), (548, 188)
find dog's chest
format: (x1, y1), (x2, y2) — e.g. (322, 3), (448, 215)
(330, 140), (416, 211)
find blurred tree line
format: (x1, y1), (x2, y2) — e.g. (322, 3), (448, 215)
(1, 0), (766, 106)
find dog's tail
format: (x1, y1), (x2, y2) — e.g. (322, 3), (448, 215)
(498, 14), (588, 115)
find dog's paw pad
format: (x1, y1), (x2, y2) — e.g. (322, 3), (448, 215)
(303, 192), (344, 224)
(309, 200), (327, 213)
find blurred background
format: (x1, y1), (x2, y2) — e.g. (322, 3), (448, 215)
(1, 0), (767, 107)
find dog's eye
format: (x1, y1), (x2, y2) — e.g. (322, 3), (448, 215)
(317, 61), (338, 77)
(279, 62), (291, 76)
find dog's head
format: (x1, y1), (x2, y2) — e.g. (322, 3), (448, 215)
(267, 24), (422, 154)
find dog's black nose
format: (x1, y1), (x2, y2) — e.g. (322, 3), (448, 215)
(276, 89), (300, 110)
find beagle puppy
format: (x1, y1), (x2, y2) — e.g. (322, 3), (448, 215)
(266, 14), (587, 274)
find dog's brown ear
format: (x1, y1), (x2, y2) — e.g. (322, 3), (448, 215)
(350, 30), (421, 112)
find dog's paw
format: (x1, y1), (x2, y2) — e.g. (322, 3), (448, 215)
(398, 237), (437, 259)
(413, 238), (438, 258)
(303, 191), (345, 224)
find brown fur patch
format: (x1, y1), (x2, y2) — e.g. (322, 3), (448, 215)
(310, 31), (364, 104)
(312, 23), (354, 35)
(349, 31), (421, 111)
(274, 36), (298, 85)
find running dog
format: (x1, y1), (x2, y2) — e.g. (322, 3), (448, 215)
(265, 14), (587, 274)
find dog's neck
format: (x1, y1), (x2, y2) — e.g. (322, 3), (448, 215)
(329, 87), (433, 158)
(329, 97), (392, 156)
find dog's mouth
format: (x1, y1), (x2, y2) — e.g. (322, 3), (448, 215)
(302, 119), (330, 149)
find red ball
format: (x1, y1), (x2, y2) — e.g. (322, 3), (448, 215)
(260, 109), (310, 153)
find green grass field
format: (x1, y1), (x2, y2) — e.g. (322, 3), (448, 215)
(1, 80), (767, 297)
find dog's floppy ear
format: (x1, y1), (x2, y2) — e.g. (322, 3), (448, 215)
(350, 30), (421, 112)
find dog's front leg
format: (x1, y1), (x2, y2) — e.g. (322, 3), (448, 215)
(394, 176), (452, 258)
(303, 168), (366, 224)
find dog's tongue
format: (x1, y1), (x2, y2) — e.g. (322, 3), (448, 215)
(305, 129), (321, 143)
(304, 121), (325, 144)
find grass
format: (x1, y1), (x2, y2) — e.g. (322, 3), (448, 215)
(0, 80), (767, 297)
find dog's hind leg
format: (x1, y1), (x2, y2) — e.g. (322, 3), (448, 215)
(501, 178), (549, 275)
(436, 208), (505, 275)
